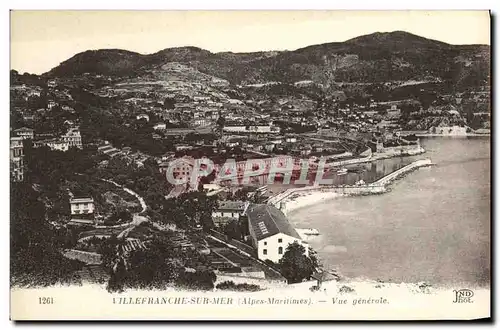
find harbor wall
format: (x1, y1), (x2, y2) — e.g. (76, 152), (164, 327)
(267, 158), (433, 210)
(371, 158), (432, 186)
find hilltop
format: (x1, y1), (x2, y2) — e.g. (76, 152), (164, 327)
(42, 31), (490, 89)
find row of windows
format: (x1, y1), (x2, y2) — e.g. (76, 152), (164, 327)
(220, 212), (239, 218)
(262, 247), (284, 255)
(73, 203), (91, 209)
(174, 170), (191, 176)
(12, 149), (23, 157)
(73, 210), (90, 214)
(263, 238), (282, 246)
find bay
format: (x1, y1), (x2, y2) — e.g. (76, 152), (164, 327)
(288, 137), (491, 287)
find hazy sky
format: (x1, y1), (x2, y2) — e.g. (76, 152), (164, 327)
(11, 10), (490, 75)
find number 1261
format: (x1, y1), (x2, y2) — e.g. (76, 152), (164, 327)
(38, 297), (54, 304)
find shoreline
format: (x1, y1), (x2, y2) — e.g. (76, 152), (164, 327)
(273, 158), (432, 217)
(400, 131), (490, 137)
(281, 190), (342, 215)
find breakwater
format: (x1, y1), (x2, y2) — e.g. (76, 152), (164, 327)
(320, 145), (424, 169)
(268, 158), (433, 213)
(371, 158), (432, 186)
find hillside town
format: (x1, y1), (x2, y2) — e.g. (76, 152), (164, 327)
(10, 30), (490, 293)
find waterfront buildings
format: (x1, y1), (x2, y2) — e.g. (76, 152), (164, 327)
(429, 125), (467, 136)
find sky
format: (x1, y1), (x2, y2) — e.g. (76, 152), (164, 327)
(10, 10), (491, 75)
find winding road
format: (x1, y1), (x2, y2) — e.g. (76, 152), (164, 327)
(100, 178), (147, 214)
(78, 178), (149, 242)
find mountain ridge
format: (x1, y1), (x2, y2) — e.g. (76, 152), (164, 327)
(41, 31), (490, 89)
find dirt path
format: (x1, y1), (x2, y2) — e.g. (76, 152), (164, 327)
(77, 178), (149, 242)
(100, 178), (147, 214)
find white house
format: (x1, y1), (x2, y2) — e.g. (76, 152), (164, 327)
(61, 127), (83, 149)
(136, 114), (150, 122)
(34, 138), (70, 152)
(70, 197), (95, 215)
(246, 204), (308, 263)
(13, 127), (34, 140)
(153, 123), (167, 130)
(47, 139), (70, 152)
(47, 100), (57, 110)
(212, 201), (250, 226)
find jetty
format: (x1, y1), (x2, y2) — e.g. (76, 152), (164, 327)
(371, 158), (433, 186)
(267, 158), (433, 214)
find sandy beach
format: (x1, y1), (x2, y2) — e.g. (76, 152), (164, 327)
(280, 190), (341, 215)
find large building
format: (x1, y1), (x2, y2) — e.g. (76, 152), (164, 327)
(13, 127), (34, 140)
(10, 137), (24, 182)
(61, 127), (83, 149)
(246, 203), (308, 263)
(70, 197), (95, 215)
(34, 139), (70, 152)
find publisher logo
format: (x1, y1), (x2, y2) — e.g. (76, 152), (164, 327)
(453, 289), (474, 303)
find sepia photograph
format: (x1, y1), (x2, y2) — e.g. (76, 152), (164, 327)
(9, 9), (491, 320)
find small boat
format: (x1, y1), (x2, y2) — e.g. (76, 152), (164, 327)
(337, 168), (348, 175)
(302, 228), (320, 236)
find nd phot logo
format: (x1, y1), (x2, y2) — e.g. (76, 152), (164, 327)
(453, 289), (474, 303)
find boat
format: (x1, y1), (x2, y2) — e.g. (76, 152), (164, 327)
(337, 168), (348, 175)
(301, 228), (320, 236)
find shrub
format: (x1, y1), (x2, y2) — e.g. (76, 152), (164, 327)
(216, 280), (261, 292)
(175, 269), (217, 291)
(338, 285), (355, 294)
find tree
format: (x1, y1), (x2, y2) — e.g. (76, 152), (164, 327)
(233, 187), (251, 201)
(308, 247), (320, 270)
(176, 269), (217, 291)
(11, 183), (84, 287)
(106, 208), (132, 225)
(106, 236), (182, 292)
(279, 242), (317, 284)
(223, 220), (241, 240)
(239, 215), (249, 238)
(164, 97), (176, 110)
(163, 192), (218, 230)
